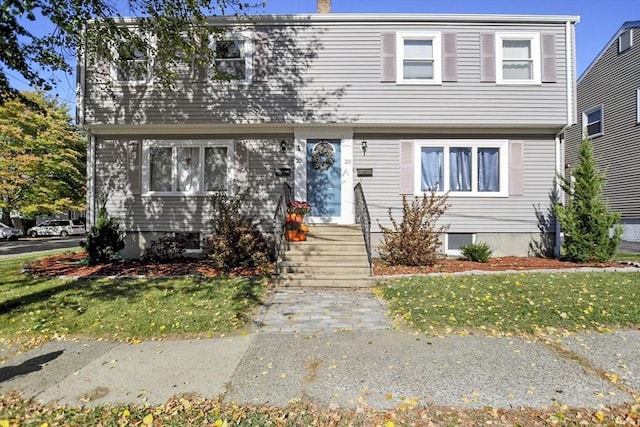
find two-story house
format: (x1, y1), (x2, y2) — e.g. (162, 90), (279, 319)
(564, 21), (640, 242)
(77, 5), (579, 259)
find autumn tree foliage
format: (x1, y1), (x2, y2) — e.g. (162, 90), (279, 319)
(0, 91), (85, 224)
(0, 0), (264, 100)
(553, 138), (622, 263)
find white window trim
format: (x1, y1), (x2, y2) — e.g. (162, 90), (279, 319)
(445, 233), (476, 257)
(413, 139), (509, 198)
(111, 34), (154, 86)
(619, 29), (633, 53)
(582, 104), (604, 138)
(209, 31), (253, 83)
(141, 139), (234, 196)
(396, 31), (442, 85)
(495, 32), (541, 85)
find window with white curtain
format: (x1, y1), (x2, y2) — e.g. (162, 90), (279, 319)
(396, 31), (442, 84)
(496, 33), (541, 84)
(149, 147), (172, 192)
(142, 140), (233, 194)
(417, 140), (508, 197)
(204, 147), (228, 192)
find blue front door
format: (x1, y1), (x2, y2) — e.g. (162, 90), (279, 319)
(306, 139), (341, 218)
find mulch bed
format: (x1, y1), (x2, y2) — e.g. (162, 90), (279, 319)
(373, 256), (630, 276)
(25, 252), (255, 278)
(25, 252), (633, 279)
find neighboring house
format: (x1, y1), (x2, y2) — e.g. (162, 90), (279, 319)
(564, 21), (640, 242)
(77, 3), (580, 258)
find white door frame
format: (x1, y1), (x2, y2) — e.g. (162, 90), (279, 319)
(293, 128), (354, 224)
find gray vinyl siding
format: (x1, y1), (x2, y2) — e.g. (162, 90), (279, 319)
(94, 137), (295, 234)
(565, 27), (640, 220)
(83, 19), (569, 130)
(353, 136), (557, 234)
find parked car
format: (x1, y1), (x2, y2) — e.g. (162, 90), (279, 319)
(0, 222), (23, 241)
(27, 219), (86, 237)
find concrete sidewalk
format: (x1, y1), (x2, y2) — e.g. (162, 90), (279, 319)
(0, 289), (638, 410)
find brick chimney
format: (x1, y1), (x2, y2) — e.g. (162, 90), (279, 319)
(317, 0), (331, 13)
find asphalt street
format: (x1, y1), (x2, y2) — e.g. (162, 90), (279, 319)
(0, 237), (84, 259)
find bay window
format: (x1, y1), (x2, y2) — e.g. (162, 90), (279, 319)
(417, 140), (508, 196)
(143, 140), (233, 194)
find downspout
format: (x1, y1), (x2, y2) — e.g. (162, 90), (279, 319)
(87, 133), (96, 227)
(76, 22), (87, 128)
(554, 20), (578, 258)
(78, 23), (94, 226)
(554, 133), (563, 259)
(565, 19), (577, 128)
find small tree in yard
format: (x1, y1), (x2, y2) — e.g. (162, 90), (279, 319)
(84, 194), (125, 265)
(378, 191), (450, 266)
(204, 192), (271, 274)
(553, 138), (622, 263)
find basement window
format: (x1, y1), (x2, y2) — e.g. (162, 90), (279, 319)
(446, 233), (475, 256)
(175, 232), (202, 253)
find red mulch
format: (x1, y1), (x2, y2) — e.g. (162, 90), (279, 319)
(374, 257), (629, 276)
(26, 252), (632, 279)
(26, 252), (258, 278)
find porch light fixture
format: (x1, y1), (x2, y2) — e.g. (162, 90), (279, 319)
(361, 140), (368, 156)
(280, 140), (287, 152)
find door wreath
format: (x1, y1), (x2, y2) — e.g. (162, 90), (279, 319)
(312, 140), (335, 170)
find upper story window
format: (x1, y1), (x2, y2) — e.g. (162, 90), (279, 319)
(496, 33), (541, 85)
(115, 44), (151, 84)
(583, 105), (604, 138)
(142, 140), (234, 195)
(619, 29), (633, 53)
(415, 140), (508, 197)
(396, 32), (442, 84)
(211, 35), (252, 82)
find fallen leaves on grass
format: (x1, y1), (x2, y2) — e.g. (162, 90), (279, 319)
(380, 272), (640, 336)
(1, 392), (639, 426)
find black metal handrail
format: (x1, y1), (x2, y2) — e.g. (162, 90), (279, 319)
(273, 182), (293, 275)
(354, 182), (373, 275)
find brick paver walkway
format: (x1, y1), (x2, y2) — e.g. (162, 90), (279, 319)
(254, 289), (393, 333)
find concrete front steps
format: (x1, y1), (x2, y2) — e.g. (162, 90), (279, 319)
(274, 224), (377, 288)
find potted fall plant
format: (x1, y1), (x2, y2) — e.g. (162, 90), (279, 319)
(285, 219), (301, 241)
(287, 200), (312, 222)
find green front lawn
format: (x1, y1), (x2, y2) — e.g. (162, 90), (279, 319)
(0, 254), (266, 349)
(1, 253), (640, 424)
(379, 272), (640, 336)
